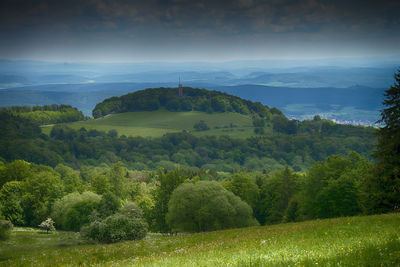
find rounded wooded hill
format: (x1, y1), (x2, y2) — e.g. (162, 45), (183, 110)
(92, 87), (283, 119)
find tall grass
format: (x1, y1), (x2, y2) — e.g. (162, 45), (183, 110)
(1, 213), (399, 266)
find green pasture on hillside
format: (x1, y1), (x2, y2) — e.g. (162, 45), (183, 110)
(41, 110), (269, 138)
(1, 213), (399, 266)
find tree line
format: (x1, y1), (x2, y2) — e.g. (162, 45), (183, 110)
(0, 111), (375, 172)
(0, 104), (85, 125)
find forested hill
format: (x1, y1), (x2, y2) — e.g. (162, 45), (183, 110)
(92, 87), (281, 119)
(0, 104), (85, 125)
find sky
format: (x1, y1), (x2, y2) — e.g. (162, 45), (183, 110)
(0, 0), (399, 62)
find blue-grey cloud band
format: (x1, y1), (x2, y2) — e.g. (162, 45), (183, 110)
(0, 0), (399, 62)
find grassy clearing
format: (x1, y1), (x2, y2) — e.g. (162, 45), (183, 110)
(41, 110), (266, 138)
(0, 227), (82, 263)
(1, 213), (399, 266)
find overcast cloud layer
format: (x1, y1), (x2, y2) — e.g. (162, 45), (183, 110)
(0, 0), (399, 62)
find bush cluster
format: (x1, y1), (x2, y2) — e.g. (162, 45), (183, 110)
(81, 213), (147, 243)
(193, 120), (210, 131)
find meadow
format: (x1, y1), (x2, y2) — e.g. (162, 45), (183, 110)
(0, 213), (399, 266)
(41, 109), (267, 138)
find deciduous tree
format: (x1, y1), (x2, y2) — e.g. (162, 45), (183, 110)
(166, 181), (257, 232)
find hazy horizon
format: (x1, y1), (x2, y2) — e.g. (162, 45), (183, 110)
(1, 55), (400, 65)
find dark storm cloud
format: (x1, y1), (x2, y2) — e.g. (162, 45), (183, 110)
(1, 0), (398, 34)
(0, 0), (399, 61)
(1, 0), (400, 29)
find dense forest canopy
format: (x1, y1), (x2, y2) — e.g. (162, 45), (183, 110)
(0, 109), (375, 171)
(92, 87), (277, 118)
(0, 153), (380, 234)
(0, 104), (85, 125)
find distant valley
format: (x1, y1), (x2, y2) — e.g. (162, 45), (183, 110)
(0, 59), (397, 123)
(0, 82), (385, 123)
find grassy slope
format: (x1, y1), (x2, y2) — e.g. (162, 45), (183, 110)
(41, 109), (269, 138)
(1, 213), (399, 266)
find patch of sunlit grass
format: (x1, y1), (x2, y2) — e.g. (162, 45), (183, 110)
(41, 110), (259, 138)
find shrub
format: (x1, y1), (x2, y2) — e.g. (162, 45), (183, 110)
(38, 218), (55, 233)
(166, 181), (258, 232)
(193, 120), (210, 131)
(0, 220), (13, 240)
(81, 213), (148, 243)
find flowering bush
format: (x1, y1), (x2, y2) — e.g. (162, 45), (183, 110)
(39, 218), (55, 233)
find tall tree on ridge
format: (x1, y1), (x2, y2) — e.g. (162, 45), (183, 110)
(369, 69), (400, 212)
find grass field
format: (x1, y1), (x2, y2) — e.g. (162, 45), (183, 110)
(41, 110), (270, 138)
(1, 213), (399, 266)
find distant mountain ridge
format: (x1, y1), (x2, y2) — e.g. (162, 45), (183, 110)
(0, 83), (384, 122)
(0, 58), (397, 88)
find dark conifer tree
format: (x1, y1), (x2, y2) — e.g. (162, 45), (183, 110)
(370, 69), (400, 212)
